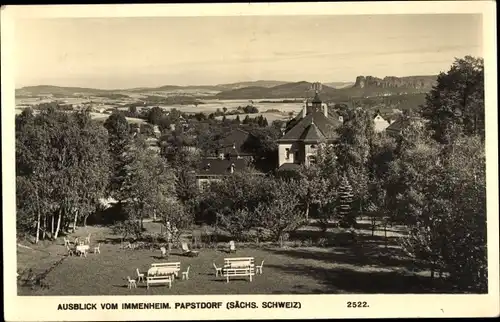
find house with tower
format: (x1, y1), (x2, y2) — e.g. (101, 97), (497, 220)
(277, 83), (343, 170)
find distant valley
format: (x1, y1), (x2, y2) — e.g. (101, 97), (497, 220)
(16, 75), (437, 101)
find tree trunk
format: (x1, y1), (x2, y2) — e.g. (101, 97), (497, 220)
(371, 217), (376, 236)
(35, 211), (41, 244)
(84, 214), (89, 227)
(73, 210), (78, 231)
(54, 210), (62, 239)
(51, 215), (55, 237)
(42, 215), (46, 240)
(305, 202), (310, 222)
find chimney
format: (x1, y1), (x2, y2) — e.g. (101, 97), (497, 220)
(323, 103), (328, 117)
(230, 163), (235, 174)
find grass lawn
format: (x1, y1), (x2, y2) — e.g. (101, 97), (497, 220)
(17, 224), (452, 296)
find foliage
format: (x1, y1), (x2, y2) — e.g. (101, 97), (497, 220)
(147, 106), (165, 125)
(111, 220), (142, 242)
(336, 108), (375, 218)
(103, 111), (131, 201)
(254, 178), (305, 246)
(399, 134), (486, 291)
(122, 138), (176, 230)
(158, 199), (192, 244)
(337, 176), (355, 228)
(16, 107), (110, 241)
(420, 56), (484, 142)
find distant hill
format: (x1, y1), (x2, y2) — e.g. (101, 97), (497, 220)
(17, 75), (438, 100)
(16, 85), (110, 96)
(216, 80), (290, 90)
(214, 81), (338, 99)
(353, 75), (436, 90)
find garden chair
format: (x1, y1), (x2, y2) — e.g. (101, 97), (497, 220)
(74, 237), (79, 245)
(136, 268), (145, 283)
(85, 233), (91, 244)
(93, 243), (101, 254)
(181, 242), (199, 257)
(63, 237), (71, 247)
(229, 240), (236, 253)
(66, 245), (74, 256)
(213, 263), (222, 277)
(182, 266), (190, 280)
(80, 248), (88, 258)
(160, 247), (168, 257)
(256, 260), (264, 274)
(127, 276), (137, 289)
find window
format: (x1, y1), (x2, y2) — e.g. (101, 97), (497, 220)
(310, 144), (317, 149)
(308, 155), (317, 164)
(285, 148), (291, 160)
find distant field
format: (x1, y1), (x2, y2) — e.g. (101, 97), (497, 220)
(152, 99), (304, 115)
(215, 112), (291, 123)
(89, 112), (146, 124)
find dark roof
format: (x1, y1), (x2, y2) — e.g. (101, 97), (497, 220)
(299, 122), (326, 142)
(277, 163), (301, 171)
(219, 128), (253, 154)
(195, 158), (250, 176)
(385, 116), (426, 135)
(279, 111), (341, 143)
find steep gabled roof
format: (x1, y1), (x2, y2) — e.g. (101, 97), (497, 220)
(299, 122), (326, 142)
(196, 158), (249, 176)
(279, 111), (341, 143)
(219, 128), (254, 154)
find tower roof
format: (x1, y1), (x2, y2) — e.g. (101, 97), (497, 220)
(278, 111), (341, 143)
(312, 91), (322, 104)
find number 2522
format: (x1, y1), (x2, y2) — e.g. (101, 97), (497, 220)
(347, 301), (369, 308)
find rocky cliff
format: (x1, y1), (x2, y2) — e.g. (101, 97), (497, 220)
(354, 75), (437, 90)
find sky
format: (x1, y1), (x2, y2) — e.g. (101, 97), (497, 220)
(14, 14), (483, 89)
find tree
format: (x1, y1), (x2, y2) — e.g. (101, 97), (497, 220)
(122, 138), (176, 231)
(147, 106), (165, 125)
(222, 107), (228, 114)
(235, 115), (241, 124)
(128, 105), (138, 118)
(400, 134), (486, 291)
(255, 178), (305, 247)
(140, 123), (155, 137)
(16, 108), (110, 241)
(104, 111), (131, 202)
(159, 198), (192, 246)
(242, 115), (251, 124)
(336, 109), (375, 219)
(420, 56), (484, 143)
(216, 207), (256, 242)
(337, 176), (355, 228)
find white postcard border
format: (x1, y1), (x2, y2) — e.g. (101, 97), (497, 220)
(2, 2), (499, 321)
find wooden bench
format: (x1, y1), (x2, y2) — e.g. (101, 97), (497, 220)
(146, 275), (172, 289)
(150, 262), (181, 278)
(223, 257), (255, 283)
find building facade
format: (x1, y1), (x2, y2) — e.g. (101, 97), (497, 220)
(277, 92), (343, 170)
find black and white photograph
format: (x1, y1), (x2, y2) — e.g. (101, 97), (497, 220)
(2, 2), (498, 320)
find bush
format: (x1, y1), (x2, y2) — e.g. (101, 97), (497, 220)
(316, 237), (328, 247)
